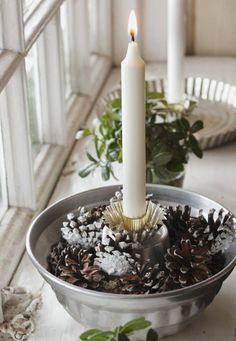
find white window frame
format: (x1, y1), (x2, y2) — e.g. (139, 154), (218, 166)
(0, 0), (112, 287)
(0, 125), (7, 219)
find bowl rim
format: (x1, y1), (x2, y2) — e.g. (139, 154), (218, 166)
(26, 184), (236, 300)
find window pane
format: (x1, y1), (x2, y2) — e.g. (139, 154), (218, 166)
(0, 125), (7, 219)
(60, 2), (72, 99)
(25, 44), (42, 160)
(23, 0), (42, 21)
(88, 0), (97, 53)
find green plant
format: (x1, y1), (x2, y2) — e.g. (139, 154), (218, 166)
(78, 85), (203, 184)
(79, 317), (158, 341)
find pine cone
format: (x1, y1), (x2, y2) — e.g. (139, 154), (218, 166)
(165, 206), (235, 253)
(188, 209), (235, 252)
(49, 245), (106, 290)
(61, 206), (106, 249)
(47, 240), (66, 274)
(165, 205), (191, 245)
(165, 239), (211, 287)
(90, 205), (107, 221)
(121, 262), (166, 294)
(103, 262), (166, 294)
(207, 252), (225, 275)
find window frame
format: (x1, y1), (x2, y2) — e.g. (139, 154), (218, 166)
(0, 0), (112, 286)
(0, 125), (7, 220)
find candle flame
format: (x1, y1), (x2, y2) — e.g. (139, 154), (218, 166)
(128, 10), (137, 40)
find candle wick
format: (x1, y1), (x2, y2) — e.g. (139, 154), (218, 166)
(130, 32), (135, 42)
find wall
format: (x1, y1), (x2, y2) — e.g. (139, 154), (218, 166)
(112, 0), (236, 65)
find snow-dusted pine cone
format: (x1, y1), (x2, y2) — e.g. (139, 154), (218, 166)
(50, 246), (106, 289)
(94, 244), (136, 276)
(165, 239), (211, 287)
(189, 209), (235, 253)
(60, 206), (107, 249)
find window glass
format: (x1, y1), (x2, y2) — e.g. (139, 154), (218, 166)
(25, 43), (42, 160)
(60, 2), (72, 99)
(23, 0), (42, 21)
(88, 0), (97, 53)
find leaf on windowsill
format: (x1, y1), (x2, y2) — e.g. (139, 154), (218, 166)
(79, 317), (158, 341)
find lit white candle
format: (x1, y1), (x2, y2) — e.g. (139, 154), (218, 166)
(121, 10), (146, 219)
(167, 0), (185, 104)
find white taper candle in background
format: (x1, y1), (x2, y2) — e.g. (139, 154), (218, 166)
(121, 10), (146, 219)
(167, 0), (185, 104)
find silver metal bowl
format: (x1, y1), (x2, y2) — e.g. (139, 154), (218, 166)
(26, 185), (236, 338)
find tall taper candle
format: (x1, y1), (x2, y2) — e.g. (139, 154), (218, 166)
(167, 0), (185, 104)
(121, 10), (146, 219)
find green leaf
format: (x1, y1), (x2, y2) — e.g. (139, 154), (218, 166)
(159, 99), (168, 106)
(189, 134), (203, 158)
(190, 100), (197, 107)
(83, 128), (92, 137)
(80, 330), (115, 341)
(117, 333), (130, 341)
(80, 329), (101, 340)
(190, 120), (204, 133)
(146, 167), (153, 183)
(148, 92), (164, 99)
(171, 132), (187, 140)
(181, 117), (190, 130)
(79, 164), (96, 178)
(167, 162), (184, 173)
(111, 98), (121, 109)
(110, 167), (119, 181)
(98, 142), (106, 158)
(120, 318), (152, 335)
(101, 165), (110, 181)
(153, 166), (183, 184)
(152, 152), (173, 166)
(94, 135), (100, 157)
(86, 152), (98, 163)
(76, 128), (92, 140)
(108, 112), (121, 121)
(146, 328), (159, 341)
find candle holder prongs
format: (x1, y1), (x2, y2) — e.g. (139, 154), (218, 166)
(103, 200), (166, 232)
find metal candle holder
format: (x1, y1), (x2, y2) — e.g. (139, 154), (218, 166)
(103, 200), (165, 232)
(103, 200), (169, 264)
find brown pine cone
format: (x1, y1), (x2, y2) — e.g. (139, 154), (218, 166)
(47, 240), (66, 274)
(207, 253), (225, 275)
(103, 278), (121, 293)
(121, 262), (166, 294)
(165, 205), (192, 245)
(165, 206), (235, 253)
(162, 275), (181, 291)
(89, 205), (107, 221)
(165, 239), (211, 287)
(50, 246), (106, 290)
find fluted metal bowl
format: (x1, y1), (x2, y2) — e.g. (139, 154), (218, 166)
(26, 185), (236, 338)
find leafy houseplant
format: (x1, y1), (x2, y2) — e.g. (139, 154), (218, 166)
(80, 317), (158, 341)
(78, 85), (203, 186)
